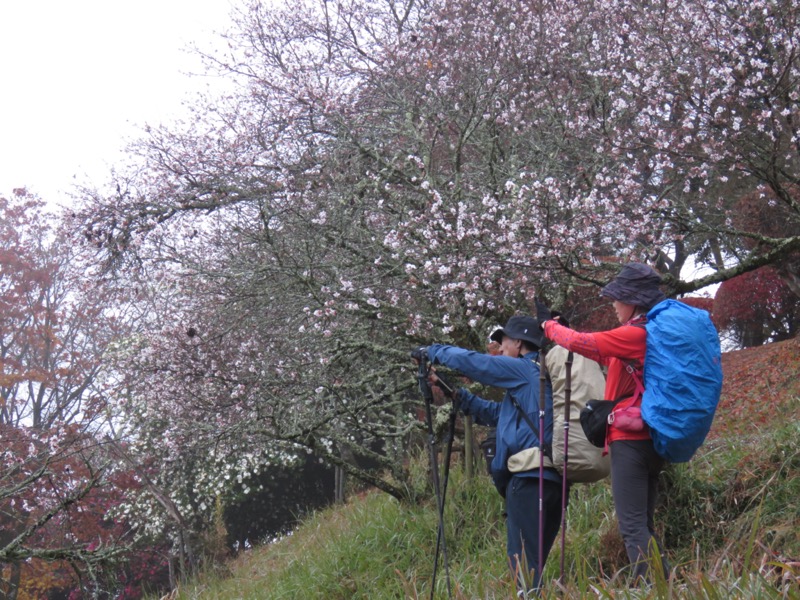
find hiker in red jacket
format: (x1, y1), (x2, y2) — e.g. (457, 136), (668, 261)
(538, 263), (671, 583)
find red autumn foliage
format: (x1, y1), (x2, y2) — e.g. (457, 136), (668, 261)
(732, 188), (800, 298)
(0, 426), (172, 599)
(549, 288), (714, 334)
(733, 187), (798, 244)
(1, 190), (172, 598)
(713, 266), (800, 348)
(678, 296), (714, 316)
(546, 283), (620, 333)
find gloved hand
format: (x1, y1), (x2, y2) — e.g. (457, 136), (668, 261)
(410, 346), (429, 362)
(550, 310), (570, 329)
(535, 299), (552, 327)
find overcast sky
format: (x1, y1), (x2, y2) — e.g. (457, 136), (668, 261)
(0, 1), (234, 208)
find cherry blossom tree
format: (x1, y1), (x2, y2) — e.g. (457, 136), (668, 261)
(73, 0), (800, 518)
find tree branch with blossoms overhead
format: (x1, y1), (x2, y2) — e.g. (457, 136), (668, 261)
(67, 0), (800, 517)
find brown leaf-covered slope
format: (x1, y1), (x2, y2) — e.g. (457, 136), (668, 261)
(709, 336), (800, 440)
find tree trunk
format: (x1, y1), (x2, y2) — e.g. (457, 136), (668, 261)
(777, 264), (800, 300)
(334, 465), (346, 504)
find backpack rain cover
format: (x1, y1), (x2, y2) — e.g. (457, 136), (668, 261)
(641, 299), (723, 463)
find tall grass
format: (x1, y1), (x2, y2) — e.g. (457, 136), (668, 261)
(170, 469), (515, 599)
(167, 419), (800, 600)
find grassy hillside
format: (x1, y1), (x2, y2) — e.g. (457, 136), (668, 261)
(169, 338), (800, 599)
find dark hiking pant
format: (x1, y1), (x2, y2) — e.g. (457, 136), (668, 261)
(610, 439), (670, 582)
(505, 475), (564, 592)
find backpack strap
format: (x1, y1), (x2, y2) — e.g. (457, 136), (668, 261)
(624, 361), (645, 403)
(601, 360), (645, 456)
(509, 396), (553, 460)
(509, 355), (553, 459)
(624, 317), (647, 402)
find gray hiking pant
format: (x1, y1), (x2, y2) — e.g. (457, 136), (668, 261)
(610, 439), (670, 582)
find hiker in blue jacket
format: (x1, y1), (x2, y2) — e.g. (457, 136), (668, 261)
(424, 315), (562, 593)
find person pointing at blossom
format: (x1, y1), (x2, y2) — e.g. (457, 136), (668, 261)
(413, 314), (562, 593)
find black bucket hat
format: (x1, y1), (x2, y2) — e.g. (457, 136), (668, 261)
(489, 315), (543, 349)
(601, 262), (666, 310)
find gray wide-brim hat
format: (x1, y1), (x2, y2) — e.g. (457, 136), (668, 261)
(489, 315), (543, 349)
(601, 262), (666, 310)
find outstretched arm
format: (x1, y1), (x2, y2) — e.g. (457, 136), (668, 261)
(428, 344), (533, 390)
(542, 320), (604, 362)
(543, 320), (646, 363)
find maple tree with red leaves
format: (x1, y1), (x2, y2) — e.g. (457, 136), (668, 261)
(713, 266), (800, 348)
(0, 190), (173, 598)
(730, 187), (800, 299)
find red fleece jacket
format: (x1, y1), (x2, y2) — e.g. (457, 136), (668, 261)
(543, 317), (650, 443)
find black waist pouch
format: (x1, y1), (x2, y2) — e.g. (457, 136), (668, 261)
(580, 398), (622, 448)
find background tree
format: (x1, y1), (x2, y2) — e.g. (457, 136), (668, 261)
(731, 187), (800, 297)
(1, 191), (118, 431)
(713, 266), (800, 348)
(0, 190), (164, 598)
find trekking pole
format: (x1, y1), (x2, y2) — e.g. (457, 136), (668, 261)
(559, 351), (574, 583)
(538, 347), (548, 585)
(415, 355), (453, 600)
(431, 370), (459, 595)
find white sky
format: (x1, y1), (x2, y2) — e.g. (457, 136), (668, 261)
(0, 1), (235, 209)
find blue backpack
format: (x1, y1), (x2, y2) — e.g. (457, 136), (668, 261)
(640, 299), (723, 463)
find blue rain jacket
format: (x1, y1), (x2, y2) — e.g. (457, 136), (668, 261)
(427, 344), (559, 484)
